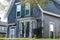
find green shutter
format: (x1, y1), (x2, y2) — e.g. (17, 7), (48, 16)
(21, 5), (25, 17)
(30, 6), (33, 16)
(14, 5), (16, 18)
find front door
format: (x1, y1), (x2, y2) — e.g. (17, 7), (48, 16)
(9, 27), (16, 38)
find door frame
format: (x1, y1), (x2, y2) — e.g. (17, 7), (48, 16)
(9, 26), (16, 38)
(49, 22), (55, 38)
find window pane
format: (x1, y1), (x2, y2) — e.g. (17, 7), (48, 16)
(50, 23), (54, 31)
(25, 3), (30, 10)
(17, 12), (20, 16)
(2, 27), (5, 31)
(26, 10), (29, 15)
(0, 26), (6, 31)
(17, 4), (21, 11)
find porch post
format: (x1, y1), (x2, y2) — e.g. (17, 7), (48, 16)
(19, 22), (22, 37)
(29, 21), (33, 38)
(24, 22), (26, 38)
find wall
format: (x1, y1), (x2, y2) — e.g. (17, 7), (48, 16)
(43, 13), (60, 38)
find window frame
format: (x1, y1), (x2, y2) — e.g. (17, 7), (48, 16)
(25, 2), (30, 16)
(16, 2), (21, 18)
(49, 22), (55, 38)
(49, 22), (54, 31)
(2, 27), (5, 31)
(9, 27), (16, 38)
(0, 26), (6, 31)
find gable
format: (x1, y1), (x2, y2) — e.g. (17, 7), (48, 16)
(37, 0), (60, 15)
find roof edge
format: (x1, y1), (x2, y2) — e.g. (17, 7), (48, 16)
(43, 11), (60, 18)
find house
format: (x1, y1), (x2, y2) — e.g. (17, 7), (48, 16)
(42, 0), (60, 38)
(7, 0), (42, 38)
(0, 22), (7, 38)
(16, 0), (42, 38)
(0, 0), (15, 38)
(0, 0), (60, 38)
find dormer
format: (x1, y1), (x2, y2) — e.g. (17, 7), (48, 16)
(21, 1), (33, 17)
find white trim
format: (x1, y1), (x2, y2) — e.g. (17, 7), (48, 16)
(43, 11), (60, 18)
(19, 22), (22, 37)
(20, 20), (36, 22)
(17, 17), (37, 22)
(15, 2), (21, 5)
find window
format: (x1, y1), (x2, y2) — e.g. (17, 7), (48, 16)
(17, 12), (20, 16)
(16, 4), (21, 17)
(26, 10), (29, 15)
(2, 27), (5, 31)
(0, 26), (6, 31)
(17, 4), (21, 12)
(49, 22), (55, 38)
(49, 22), (54, 31)
(25, 2), (30, 16)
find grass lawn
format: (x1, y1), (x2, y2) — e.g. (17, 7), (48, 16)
(0, 38), (59, 40)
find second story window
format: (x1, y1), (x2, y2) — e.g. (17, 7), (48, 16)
(25, 2), (30, 16)
(16, 2), (21, 18)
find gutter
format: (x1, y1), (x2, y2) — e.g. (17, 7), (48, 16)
(43, 10), (60, 18)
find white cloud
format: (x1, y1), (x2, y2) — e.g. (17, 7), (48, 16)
(0, 0), (10, 22)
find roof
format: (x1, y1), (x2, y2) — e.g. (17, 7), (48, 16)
(35, 0), (60, 18)
(0, 22), (7, 26)
(42, 0), (60, 15)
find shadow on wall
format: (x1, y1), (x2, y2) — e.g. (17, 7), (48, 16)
(34, 27), (42, 38)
